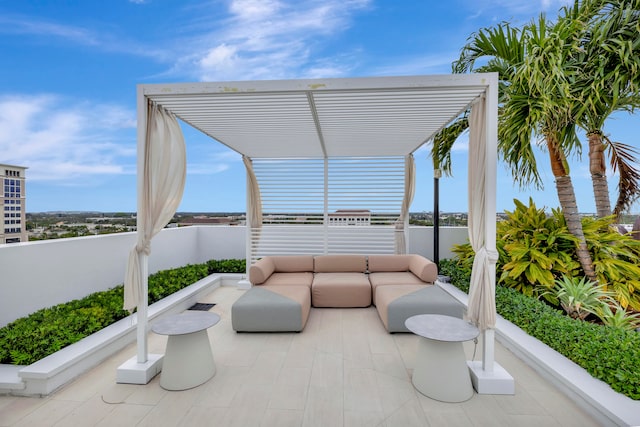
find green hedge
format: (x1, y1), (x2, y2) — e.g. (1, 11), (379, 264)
(0, 259), (245, 365)
(439, 259), (640, 400)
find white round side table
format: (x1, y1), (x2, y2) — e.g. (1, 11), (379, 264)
(151, 311), (220, 391)
(405, 314), (479, 402)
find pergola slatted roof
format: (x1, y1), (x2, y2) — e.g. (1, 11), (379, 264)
(140, 74), (493, 159)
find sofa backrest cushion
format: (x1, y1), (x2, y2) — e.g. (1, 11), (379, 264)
(249, 255), (314, 285)
(314, 255), (367, 273)
(249, 257), (275, 285)
(408, 254), (438, 283)
(272, 255), (315, 272)
(368, 255), (412, 272)
(368, 254), (437, 283)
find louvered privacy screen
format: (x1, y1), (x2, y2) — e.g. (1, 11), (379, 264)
(249, 156), (406, 262)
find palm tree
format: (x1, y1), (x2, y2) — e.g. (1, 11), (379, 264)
(503, 7), (602, 280)
(432, 23), (526, 179)
(574, 0), (640, 218)
(435, 2), (601, 281)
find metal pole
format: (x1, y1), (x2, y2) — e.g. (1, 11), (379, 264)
(135, 86), (148, 365)
(434, 168), (441, 266)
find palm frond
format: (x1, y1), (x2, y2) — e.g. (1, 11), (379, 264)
(607, 137), (640, 216)
(431, 115), (469, 176)
(453, 22), (524, 76)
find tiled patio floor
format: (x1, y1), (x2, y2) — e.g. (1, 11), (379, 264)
(0, 286), (601, 427)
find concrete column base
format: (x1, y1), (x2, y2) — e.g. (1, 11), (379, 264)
(116, 353), (163, 385)
(236, 279), (252, 290)
(467, 360), (515, 395)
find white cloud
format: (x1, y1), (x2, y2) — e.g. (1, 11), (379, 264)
(466, 0), (575, 21)
(0, 15), (98, 45)
(229, 0), (283, 21)
(198, 44), (240, 75)
(371, 53), (457, 76)
(0, 14), (167, 60)
(187, 163), (231, 175)
(184, 142), (240, 176)
(176, 0), (372, 81)
(0, 95), (136, 182)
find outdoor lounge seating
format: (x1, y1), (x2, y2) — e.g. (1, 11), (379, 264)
(231, 285), (311, 332)
(231, 254), (462, 332)
(375, 284), (464, 332)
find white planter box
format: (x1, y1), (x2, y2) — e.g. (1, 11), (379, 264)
(0, 274), (243, 397)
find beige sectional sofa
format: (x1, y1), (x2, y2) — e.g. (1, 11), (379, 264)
(231, 254), (463, 332)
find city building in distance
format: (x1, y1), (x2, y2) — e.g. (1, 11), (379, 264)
(1, 163), (27, 244)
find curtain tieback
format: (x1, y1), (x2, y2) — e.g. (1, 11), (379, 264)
(136, 242), (151, 255)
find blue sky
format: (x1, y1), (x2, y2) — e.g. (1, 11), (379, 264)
(1, 0), (638, 214)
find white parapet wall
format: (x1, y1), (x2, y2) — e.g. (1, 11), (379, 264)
(408, 226), (468, 261)
(0, 225), (462, 327)
(0, 225), (247, 327)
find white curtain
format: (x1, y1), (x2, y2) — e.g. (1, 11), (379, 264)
(466, 96), (498, 331)
(395, 154), (415, 254)
(243, 156), (263, 230)
(123, 102), (187, 312)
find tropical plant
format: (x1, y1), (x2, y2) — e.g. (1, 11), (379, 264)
(453, 198), (640, 309)
(581, 215), (640, 310)
(498, 201), (582, 298)
(597, 302), (640, 331)
(453, 198), (580, 298)
(546, 275), (613, 320)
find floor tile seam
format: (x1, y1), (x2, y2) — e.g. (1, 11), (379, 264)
(103, 399), (157, 408)
(341, 367), (388, 420)
(52, 401), (117, 427)
(518, 388), (568, 419)
(187, 401), (232, 410)
(379, 393), (428, 426)
(133, 404), (178, 427)
(389, 332), (411, 375)
(0, 400), (49, 427)
(307, 349), (344, 390)
(14, 398), (82, 427)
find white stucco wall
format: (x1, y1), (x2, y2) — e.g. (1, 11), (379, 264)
(0, 225), (465, 327)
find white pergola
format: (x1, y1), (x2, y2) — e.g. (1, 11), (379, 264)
(118, 74), (514, 394)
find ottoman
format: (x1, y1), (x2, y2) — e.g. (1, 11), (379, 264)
(311, 272), (372, 307)
(232, 285), (311, 332)
(311, 254), (371, 307)
(375, 285), (465, 332)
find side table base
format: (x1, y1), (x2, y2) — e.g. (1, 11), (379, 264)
(160, 330), (216, 391)
(412, 338), (474, 402)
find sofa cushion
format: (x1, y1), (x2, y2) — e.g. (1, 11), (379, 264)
(262, 272), (314, 288)
(249, 255), (314, 285)
(314, 255), (366, 273)
(368, 254), (413, 272)
(249, 257), (275, 285)
(231, 285), (311, 332)
(368, 254), (437, 283)
(272, 255), (315, 272)
(408, 255), (438, 283)
(369, 272), (426, 305)
(375, 285), (464, 332)
(311, 272), (371, 307)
